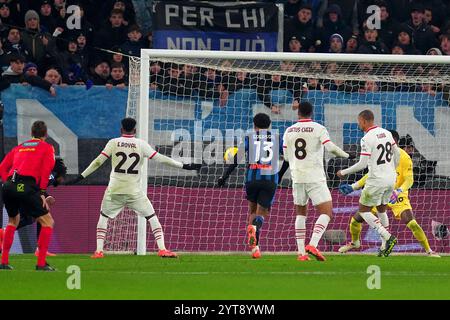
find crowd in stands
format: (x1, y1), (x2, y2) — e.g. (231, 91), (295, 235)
(0, 0), (145, 94)
(0, 0), (449, 109)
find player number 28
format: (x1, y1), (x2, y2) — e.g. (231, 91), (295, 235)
(114, 152), (140, 174)
(376, 142), (393, 165)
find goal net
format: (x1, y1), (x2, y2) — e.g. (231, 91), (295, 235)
(107, 50), (450, 255)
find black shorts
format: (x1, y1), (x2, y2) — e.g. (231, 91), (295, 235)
(2, 178), (48, 219)
(245, 180), (277, 209)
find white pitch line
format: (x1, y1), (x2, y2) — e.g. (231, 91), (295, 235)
(3, 270), (450, 277)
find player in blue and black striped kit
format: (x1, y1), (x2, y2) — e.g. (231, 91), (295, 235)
(217, 113), (289, 258)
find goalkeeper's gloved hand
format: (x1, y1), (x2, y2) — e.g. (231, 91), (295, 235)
(339, 183), (354, 195)
(182, 163), (201, 171)
(389, 188), (402, 204)
(217, 176), (226, 187)
(64, 174), (84, 185)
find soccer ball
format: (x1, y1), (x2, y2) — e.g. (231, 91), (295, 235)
(224, 147), (238, 162)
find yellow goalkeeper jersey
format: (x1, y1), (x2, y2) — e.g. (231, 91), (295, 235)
(356, 148), (414, 194)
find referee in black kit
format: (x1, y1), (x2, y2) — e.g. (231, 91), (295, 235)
(0, 120), (56, 271)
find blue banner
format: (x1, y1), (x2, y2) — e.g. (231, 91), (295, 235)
(2, 85), (128, 139)
(2, 85), (449, 177)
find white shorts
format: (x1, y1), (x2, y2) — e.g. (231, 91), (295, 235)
(292, 182), (332, 206)
(100, 190), (155, 219)
(359, 184), (394, 207)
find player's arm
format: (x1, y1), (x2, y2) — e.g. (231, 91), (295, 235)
(399, 156), (414, 192)
(278, 131), (290, 184)
(217, 138), (246, 187)
(147, 144), (200, 170)
(0, 148), (14, 182)
(320, 127), (349, 158)
(392, 142), (400, 169)
(39, 145), (56, 193)
(65, 140), (114, 184)
(389, 153), (414, 204)
(338, 138), (370, 177)
(217, 151), (238, 187)
(338, 173), (367, 195)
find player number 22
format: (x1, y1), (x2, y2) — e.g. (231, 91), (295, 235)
(114, 152), (140, 174)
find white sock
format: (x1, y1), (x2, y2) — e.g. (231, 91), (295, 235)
(252, 246), (260, 254)
(359, 212), (391, 241)
(148, 215), (166, 251)
(309, 214), (331, 247)
(377, 211), (389, 250)
(295, 215), (306, 255)
(96, 214), (109, 252)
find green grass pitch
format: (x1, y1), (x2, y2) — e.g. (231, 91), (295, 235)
(0, 254), (449, 300)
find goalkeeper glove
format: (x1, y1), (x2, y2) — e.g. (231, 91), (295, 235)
(389, 188), (402, 204)
(64, 174), (84, 185)
(182, 163), (201, 171)
(339, 183), (354, 195)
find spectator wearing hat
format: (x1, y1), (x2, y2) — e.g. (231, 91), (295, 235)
(24, 62), (38, 77)
(374, 1), (402, 50)
(345, 34), (359, 53)
(90, 60), (111, 85)
(106, 62), (128, 89)
(120, 24), (145, 57)
(284, 4), (316, 52)
(403, 3), (438, 54)
(329, 33), (344, 53)
(327, 0), (359, 34)
(357, 23), (389, 54)
(0, 3), (15, 28)
(288, 36), (303, 52)
(0, 54), (56, 96)
(395, 27), (421, 55)
(20, 9), (57, 69)
(317, 4), (351, 52)
(427, 47), (443, 55)
(39, 0), (58, 34)
(76, 33), (92, 72)
(284, 0), (303, 20)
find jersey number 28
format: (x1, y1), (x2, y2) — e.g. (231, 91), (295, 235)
(376, 142), (393, 165)
(114, 152), (140, 174)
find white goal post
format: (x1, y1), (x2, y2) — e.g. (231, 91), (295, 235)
(111, 49), (450, 255)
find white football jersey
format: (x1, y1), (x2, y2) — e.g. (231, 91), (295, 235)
(101, 134), (157, 194)
(360, 126), (397, 186)
(283, 119), (331, 183)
